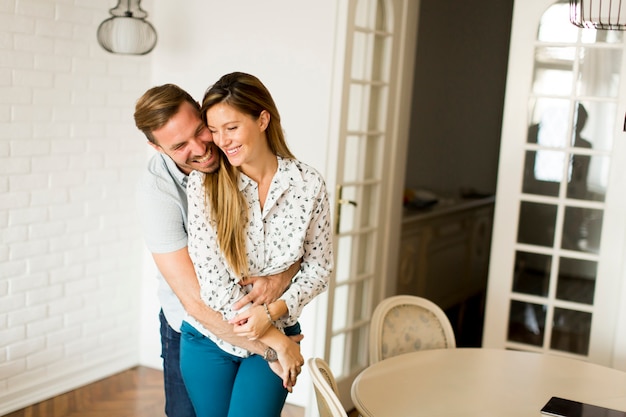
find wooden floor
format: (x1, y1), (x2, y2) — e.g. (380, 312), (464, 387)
(2, 366), (311, 417)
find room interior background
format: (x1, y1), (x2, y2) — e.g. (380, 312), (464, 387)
(0, 0), (514, 415)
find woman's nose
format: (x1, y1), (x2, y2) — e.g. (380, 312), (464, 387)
(212, 133), (222, 146)
(213, 132), (228, 148)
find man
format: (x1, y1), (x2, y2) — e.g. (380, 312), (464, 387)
(134, 84), (301, 417)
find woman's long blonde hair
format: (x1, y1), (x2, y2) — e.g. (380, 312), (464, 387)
(200, 72), (295, 277)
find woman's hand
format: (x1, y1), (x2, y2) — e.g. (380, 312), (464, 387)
(229, 305), (272, 340)
(267, 361), (294, 393)
(274, 338), (304, 390)
(257, 324), (304, 390)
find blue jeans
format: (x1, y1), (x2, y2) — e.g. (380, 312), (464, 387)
(160, 310), (196, 417)
(180, 321), (295, 417)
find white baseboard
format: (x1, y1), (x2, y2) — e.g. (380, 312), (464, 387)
(0, 355), (138, 416)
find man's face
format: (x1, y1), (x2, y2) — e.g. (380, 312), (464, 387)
(150, 101), (220, 175)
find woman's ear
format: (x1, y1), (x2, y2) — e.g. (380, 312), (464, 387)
(258, 110), (270, 131)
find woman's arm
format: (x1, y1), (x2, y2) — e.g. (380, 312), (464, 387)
(229, 167), (332, 340)
(259, 326), (304, 391)
(277, 170), (333, 324)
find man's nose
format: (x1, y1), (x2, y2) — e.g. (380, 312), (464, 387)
(189, 136), (207, 153)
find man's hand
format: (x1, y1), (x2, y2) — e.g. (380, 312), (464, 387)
(289, 333), (304, 343)
(232, 260), (301, 310)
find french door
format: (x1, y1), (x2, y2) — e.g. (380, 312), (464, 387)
(318, 0), (419, 408)
(483, 0), (626, 367)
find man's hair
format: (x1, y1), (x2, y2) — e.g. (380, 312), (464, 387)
(134, 84), (199, 145)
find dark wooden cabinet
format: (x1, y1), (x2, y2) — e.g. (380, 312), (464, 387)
(397, 197), (494, 345)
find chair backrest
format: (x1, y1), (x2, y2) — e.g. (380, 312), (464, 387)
(306, 357), (348, 417)
(369, 294), (456, 364)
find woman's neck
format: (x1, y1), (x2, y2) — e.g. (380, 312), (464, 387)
(240, 153), (278, 184)
(240, 153), (278, 210)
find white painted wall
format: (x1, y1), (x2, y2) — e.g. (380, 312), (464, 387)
(1, 0), (342, 414)
(150, 1), (338, 175)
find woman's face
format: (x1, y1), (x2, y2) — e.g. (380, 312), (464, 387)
(205, 102), (269, 168)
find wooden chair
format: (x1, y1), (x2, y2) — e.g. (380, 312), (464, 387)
(306, 357), (348, 417)
(369, 295), (456, 364)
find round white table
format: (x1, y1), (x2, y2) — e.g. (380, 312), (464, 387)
(351, 348), (626, 417)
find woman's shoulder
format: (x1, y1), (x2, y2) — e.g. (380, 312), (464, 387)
(186, 170), (207, 196)
(280, 158), (328, 199)
(283, 158), (324, 181)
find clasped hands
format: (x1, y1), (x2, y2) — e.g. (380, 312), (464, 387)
(229, 274), (304, 391)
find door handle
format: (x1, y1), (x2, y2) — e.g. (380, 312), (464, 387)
(335, 185), (358, 234)
(338, 199), (358, 206)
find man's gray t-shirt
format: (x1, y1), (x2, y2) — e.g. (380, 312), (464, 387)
(137, 153), (189, 332)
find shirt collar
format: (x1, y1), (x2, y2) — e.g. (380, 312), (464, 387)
(238, 156), (301, 191)
(161, 153), (188, 188)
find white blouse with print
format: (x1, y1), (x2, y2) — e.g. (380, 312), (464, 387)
(185, 157), (333, 357)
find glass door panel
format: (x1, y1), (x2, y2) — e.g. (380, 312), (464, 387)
(517, 201), (557, 247)
(551, 307), (592, 355)
(508, 1), (621, 356)
(556, 256), (597, 304)
(512, 251), (551, 297)
(577, 48), (621, 97)
(508, 300), (546, 347)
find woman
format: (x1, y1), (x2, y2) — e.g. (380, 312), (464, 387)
(180, 72), (333, 417)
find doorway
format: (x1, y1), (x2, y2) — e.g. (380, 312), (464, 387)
(403, 0), (515, 346)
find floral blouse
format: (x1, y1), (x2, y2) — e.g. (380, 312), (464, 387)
(186, 157), (333, 357)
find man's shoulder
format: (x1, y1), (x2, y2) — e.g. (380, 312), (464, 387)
(137, 154), (185, 198)
(146, 153), (172, 176)
(140, 154), (177, 185)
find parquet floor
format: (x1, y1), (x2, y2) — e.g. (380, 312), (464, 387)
(2, 366), (309, 417)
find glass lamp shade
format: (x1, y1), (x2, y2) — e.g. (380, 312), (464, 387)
(96, 0), (157, 55)
(570, 0), (626, 30)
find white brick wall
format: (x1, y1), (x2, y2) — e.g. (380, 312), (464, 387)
(0, 0), (153, 414)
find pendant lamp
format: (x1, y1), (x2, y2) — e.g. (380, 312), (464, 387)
(97, 0), (157, 55)
(570, 0), (626, 30)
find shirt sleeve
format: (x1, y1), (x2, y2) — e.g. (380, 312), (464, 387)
(277, 172), (333, 326)
(136, 170), (188, 254)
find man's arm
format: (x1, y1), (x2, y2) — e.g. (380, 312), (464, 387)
(154, 247), (304, 390)
(152, 247), (267, 354)
(232, 260), (301, 310)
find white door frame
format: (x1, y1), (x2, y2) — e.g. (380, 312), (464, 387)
(307, 0), (420, 412)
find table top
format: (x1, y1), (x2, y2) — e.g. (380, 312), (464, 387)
(351, 348), (626, 417)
